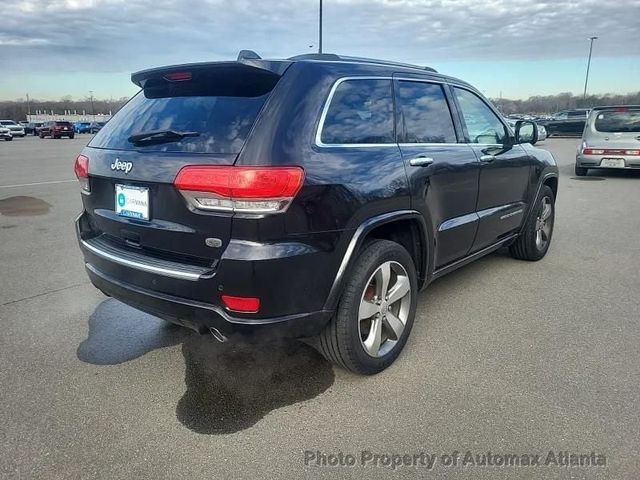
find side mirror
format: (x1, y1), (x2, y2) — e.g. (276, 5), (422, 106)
(515, 120), (538, 145)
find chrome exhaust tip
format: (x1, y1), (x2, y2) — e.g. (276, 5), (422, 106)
(209, 326), (228, 343)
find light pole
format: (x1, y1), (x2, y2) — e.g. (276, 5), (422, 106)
(89, 91), (95, 119)
(318, 0), (323, 54)
(583, 36), (598, 100)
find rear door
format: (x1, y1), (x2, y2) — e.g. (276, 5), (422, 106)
(451, 86), (531, 252)
(82, 64), (283, 264)
(393, 76), (480, 267)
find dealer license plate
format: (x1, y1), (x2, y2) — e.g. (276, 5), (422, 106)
(115, 184), (149, 220)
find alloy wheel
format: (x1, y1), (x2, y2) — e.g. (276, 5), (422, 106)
(535, 196), (553, 250)
(358, 261), (412, 358)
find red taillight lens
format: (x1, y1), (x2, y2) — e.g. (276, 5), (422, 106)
(74, 155), (90, 192)
(164, 71), (192, 82)
(221, 295), (260, 313)
(174, 166), (305, 214)
(583, 148), (640, 156)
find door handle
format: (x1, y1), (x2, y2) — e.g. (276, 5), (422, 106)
(480, 154), (496, 163)
(408, 156), (434, 167)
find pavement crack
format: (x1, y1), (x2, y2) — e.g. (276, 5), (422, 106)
(1, 282), (90, 306)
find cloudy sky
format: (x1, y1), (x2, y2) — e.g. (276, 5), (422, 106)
(2, 0), (640, 100)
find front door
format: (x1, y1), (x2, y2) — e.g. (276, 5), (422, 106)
(451, 87), (531, 252)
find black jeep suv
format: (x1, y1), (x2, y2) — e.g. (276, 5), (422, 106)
(75, 52), (558, 374)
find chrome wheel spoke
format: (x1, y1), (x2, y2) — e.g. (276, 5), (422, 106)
(541, 200), (552, 220)
(358, 300), (378, 320)
(363, 316), (382, 357)
(384, 312), (405, 340)
(536, 229), (544, 249)
(376, 262), (392, 298)
(387, 274), (410, 305)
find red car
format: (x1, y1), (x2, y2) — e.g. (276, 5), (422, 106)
(39, 121), (75, 139)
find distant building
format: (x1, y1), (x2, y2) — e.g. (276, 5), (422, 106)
(27, 111), (112, 123)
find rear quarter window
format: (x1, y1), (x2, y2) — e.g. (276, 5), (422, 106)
(594, 109), (640, 133)
(319, 79), (394, 145)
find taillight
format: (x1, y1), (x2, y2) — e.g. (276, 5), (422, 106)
(221, 295), (260, 313)
(74, 154), (90, 193)
(583, 148), (640, 156)
(174, 166), (305, 215)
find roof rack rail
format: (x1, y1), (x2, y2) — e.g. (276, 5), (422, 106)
(287, 53), (437, 73)
(237, 50), (262, 61)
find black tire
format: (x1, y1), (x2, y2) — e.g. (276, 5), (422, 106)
(510, 185), (555, 261)
(5, 137), (12, 141)
(69, 134), (75, 139)
(39, 133), (45, 139)
(574, 164), (588, 176)
(313, 239), (418, 375)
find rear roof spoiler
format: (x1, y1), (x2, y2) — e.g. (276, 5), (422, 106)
(131, 59), (292, 88)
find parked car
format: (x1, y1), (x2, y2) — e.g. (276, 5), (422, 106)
(89, 122), (105, 134)
(0, 125), (12, 141)
(39, 121), (75, 139)
(0, 120), (25, 137)
(27, 122), (45, 135)
(75, 122), (92, 133)
(74, 52), (558, 374)
(575, 105), (640, 176)
(539, 109), (590, 136)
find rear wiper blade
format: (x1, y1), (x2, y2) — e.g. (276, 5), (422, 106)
(127, 129), (200, 145)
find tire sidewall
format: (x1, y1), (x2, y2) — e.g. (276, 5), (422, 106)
(337, 241), (418, 373)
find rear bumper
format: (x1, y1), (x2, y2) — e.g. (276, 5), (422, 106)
(76, 211), (339, 338)
(85, 262), (331, 338)
(576, 154), (640, 169)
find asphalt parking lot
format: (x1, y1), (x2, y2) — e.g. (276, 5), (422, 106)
(1, 135), (639, 479)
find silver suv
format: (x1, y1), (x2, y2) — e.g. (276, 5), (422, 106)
(575, 106), (640, 176)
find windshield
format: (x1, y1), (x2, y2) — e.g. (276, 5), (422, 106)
(90, 88), (270, 154)
(1, 121), (17, 125)
(594, 108), (640, 132)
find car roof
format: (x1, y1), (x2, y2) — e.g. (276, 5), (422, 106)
(591, 105), (640, 111)
(132, 51), (473, 90)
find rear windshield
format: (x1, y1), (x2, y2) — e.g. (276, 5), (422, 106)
(56, 122), (72, 126)
(89, 78), (274, 154)
(594, 109), (640, 133)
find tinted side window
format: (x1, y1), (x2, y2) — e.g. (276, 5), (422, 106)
(395, 81), (456, 143)
(453, 88), (507, 144)
(320, 79), (394, 144)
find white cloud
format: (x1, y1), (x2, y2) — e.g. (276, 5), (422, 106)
(1, 0), (639, 74)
